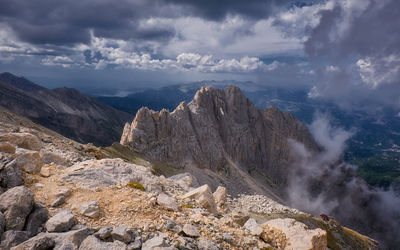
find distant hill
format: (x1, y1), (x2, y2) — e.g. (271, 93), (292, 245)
(0, 72), (132, 146)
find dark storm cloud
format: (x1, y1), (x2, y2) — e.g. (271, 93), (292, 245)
(0, 0), (177, 45)
(303, 0), (400, 110)
(163, 0), (294, 21)
(0, 0), (306, 47)
(305, 0), (400, 57)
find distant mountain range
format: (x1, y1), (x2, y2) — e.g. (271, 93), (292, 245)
(0, 72), (132, 146)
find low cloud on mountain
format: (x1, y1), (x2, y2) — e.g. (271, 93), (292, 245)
(286, 113), (400, 248)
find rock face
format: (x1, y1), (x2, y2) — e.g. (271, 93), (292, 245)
(0, 186), (34, 230)
(121, 86), (318, 195)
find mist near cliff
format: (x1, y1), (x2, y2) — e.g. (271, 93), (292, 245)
(286, 114), (400, 249)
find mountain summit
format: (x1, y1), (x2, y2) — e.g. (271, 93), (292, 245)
(121, 86), (319, 196)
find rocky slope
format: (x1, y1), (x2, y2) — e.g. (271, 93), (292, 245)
(0, 72), (132, 146)
(0, 104), (377, 249)
(120, 86), (319, 197)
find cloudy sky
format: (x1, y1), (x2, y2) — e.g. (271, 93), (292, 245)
(0, 0), (399, 110)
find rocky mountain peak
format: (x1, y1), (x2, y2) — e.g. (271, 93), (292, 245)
(121, 86), (319, 196)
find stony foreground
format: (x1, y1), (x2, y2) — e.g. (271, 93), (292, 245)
(0, 109), (378, 249)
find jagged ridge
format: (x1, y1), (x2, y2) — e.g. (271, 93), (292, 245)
(121, 86), (319, 196)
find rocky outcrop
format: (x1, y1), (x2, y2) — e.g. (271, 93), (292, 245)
(121, 86), (319, 195)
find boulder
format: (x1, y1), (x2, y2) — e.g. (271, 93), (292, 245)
(14, 148), (42, 174)
(0, 142), (16, 154)
(157, 193), (179, 211)
(79, 235), (127, 250)
(10, 233), (56, 250)
(11, 228), (91, 250)
(80, 201), (100, 218)
(45, 210), (74, 232)
(142, 236), (166, 250)
(213, 186), (227, 205)
(180, 185), (217, 215)
(24, 203), (48, 237)
(0, 230), (30, 249)
(182, 224), (200, 238)
(0, 133), (42, 151)
(0, 186), (34, 230)
(111, 226), (136, 244)
(94, 226), (112, 240)
(127, 239), (142, 250)
(0, 160), (23, 189)
(263, 218), (327, 250)
(52, 228), (92, 250)
(244, 218), (262, 236)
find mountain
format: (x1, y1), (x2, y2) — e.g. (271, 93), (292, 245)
(121, 86), (319, 198)
(120, 85), (400, 248)
(0, 103), (377, 249)
(0, 72), (132, 146)
(98, 81), (400, 190)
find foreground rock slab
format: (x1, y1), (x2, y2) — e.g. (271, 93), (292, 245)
(263, 218), (327, 250)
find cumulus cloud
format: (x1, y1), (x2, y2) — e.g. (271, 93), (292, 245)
(287, 114), (400, 248)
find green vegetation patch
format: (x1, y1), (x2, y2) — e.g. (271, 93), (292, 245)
(126, 181), (146, 191)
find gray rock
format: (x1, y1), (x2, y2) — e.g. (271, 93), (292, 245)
(79, 235), (127, 250)
(127, 239), (142, 250)
(111, 226), (136, 244)
(14, 148), (42, 174)
(10, 233), (56, 250)
(80, 201), (100, 218)
(142, 236), (166, 250)
(24, 203), (48, 237)
(45, 210), (74, 232)
(12, 229), (91, 250)
(0, 212), (5, 238)
(197, 237), (218, 250)
(213, 186), (227, 205)
(182, 224), (200, 238)
(0, 230), (30, 250)
(0, 186), (34, 230)
(94, 226), (112, 240)
(55, 188), (72, 197)
(244, 218), (262, 236)
(51, 196), (66, 207)
(157, 193), (178, 211)
(164, 219), (176, 230)
(0, 160), (23, 188)
(53, 228), (91, 250)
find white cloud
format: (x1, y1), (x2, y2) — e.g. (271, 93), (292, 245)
(357, 55), (400, 88)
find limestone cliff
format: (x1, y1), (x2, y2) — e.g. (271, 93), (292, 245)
(120, 86), (319, 196)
